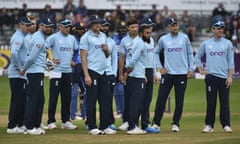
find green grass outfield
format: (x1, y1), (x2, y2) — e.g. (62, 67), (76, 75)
(0, 76), (239, 144)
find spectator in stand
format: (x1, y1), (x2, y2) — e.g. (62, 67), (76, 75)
(149, 4), (158, 23)
(212, 3), (229, 21)
(0, 7), (11, 34)
(162, 5), (169, 19)
(232, 35), (240, 52)
(153, 11), (164, 32)
(73, 13), (86, 26)
(224, 29), (232, 40)
(63, 0), (76, 18)
(178, 17), (187, 35)
(19, 3), (28, 17)
(9, 8), (20, 29)
(237, 3), (240, 18)
(134, 10), (144, 22)
(41, 4), (56, 24)
(230, 20), (239, 39)
(225, 17), (232, 31)
(75, 0), (88, 18)
(115, 5), (126, 21)
(182, 10), (196, 41)
(104, 11), (115, 32)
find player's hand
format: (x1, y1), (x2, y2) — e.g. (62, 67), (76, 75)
(187, 71), (193, 78)
(119, 74), (125, 84)
(71, 61), (76, 67)
(19, 71), (25, 76)
(145, 77), (148, 83)
(52, 59), (60, 64)
(198, 68), (208, 75)
(102, 44), (110, 57)
(85, 75), (92, 86)
(153, 76), (159, 84)
(102, 44), (108, 51)
(225, 77), (232, 88)
(159, 68), (167, 74)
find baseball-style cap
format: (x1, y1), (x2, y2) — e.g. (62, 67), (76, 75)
(19, 16), (32, 25)
(167, 17), (178, 26)
(58, 19), (72, 27)
(212, 21), (225, 28)
(88, 15), (102, 25)
(140, 18), (155, 27)
(101, 19), (111, 26)
(40, 17), (54, 27)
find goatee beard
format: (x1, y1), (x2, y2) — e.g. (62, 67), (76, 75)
(142, 36), (150, 43)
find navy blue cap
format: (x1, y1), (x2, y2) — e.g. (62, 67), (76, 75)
(58, 19), (72, 27)
(116, 21), (127, 29)
(101, 19), (111, 26)
(212, 21), (225, 28)
(140, 18), (155, 27)
(40, 17), (54, 27)
(167, 17), (178, 26)
(88, 15), (102, 25)
(19, 16), (32, 25)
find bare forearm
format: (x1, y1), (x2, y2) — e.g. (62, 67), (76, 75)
(228, 69), (234, 78)
(80, 50), (89, 77)
(118, 54), (125, 75)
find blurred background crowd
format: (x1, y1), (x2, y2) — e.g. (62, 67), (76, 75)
(0, 0), (240, 52)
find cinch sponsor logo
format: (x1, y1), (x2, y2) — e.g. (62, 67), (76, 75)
(95, 45), (102, 49)
(147, 48), (154, 53)
(167, 48), (183, 52)
(60, 47), (72, 51)
(209, 51), (225, 56)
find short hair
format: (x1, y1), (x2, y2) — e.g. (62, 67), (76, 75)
(28, 15), (36, 21)
(127, 18), (138, 26)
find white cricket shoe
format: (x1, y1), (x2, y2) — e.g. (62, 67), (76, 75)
(119, 122), (129, 131)
(223, 126), (232, 133)
(88, 128), (105, 135)
(115, 114), (122, 119)
(104, 127), (117, 135)
(127, 126), (146, 135)
(152, 124), (160, 131)
(61, 121), (78, 129)
(24, 128), (45, 135)
(41, 123), (48, 130)
(171, 124), (180, 132)
(202, 125), (214, 133)
(6, 126), (25, 134)
(48, 122), (57, 129)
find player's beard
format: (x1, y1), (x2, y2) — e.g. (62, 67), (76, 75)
(102, 30), (109, 37)
(43, 29), (52, 36)
(142, 35), (150, 43)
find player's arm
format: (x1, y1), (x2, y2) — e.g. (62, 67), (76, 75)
(226, 41), (235, 88)
(195, 42), (208, 75)
(22, 41), (43, 73)
(10, 38), (23, 70)
(186, 37), (194, 78)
